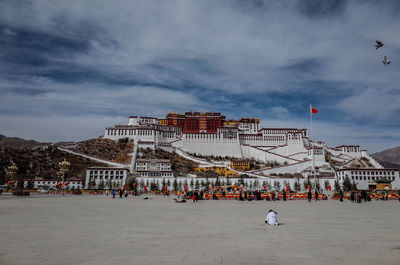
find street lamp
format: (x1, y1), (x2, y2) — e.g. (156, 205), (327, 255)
(7, 162), (18, 192)
(58, 159), (70, 196)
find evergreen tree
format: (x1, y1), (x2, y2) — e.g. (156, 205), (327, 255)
(140, 180), (145, 190)
(98, 180), (105, 190)
(173, 177), (178, 191)
(184, 179), (188, 188)
(150, 179), (159, 191)
(27, 180), (34, 189)
(190, 178), (194, 189)
(215, 176), (221, 186)
(334, 179), (341, 191)
(273, 180), (279, 190)
(127, 177), (137, 190)
(277, 181), (281, 190)
(200, 179), (205, 189)
(315, 178), (321, 191)
(266, 180), (271, 190)
(324, 180), (330, 191)
(294, 179), (301, 192)
(226, 178), (232, 185)
(220, 179), (225, 186)
(239, 176), (244, 185)
(178, 180), (183, 190)
(195, 179), (200, 190)
(162, 178), (166, 189)
(167, 179), (171, 187)
(88, 179), (96, 190)
(351, 180), (358, 191)
(342, 176), (352, 192)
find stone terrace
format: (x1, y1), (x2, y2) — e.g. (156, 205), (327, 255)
(0, 194), (399, 265)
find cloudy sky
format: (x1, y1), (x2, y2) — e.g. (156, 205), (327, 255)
(1, 0), (400, 153)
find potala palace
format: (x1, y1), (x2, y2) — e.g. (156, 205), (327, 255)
(85, 111), (400, 190)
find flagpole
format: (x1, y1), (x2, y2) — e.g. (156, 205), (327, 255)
(310, 104), (316, 190)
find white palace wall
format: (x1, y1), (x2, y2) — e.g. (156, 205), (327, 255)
(177, 133), (242, 157)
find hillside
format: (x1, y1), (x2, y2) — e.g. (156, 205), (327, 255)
(372, 146), (400, 169)
(0, 133), (48, 149)
(0, 145), (107, 185)
(65, 137), (134, 164)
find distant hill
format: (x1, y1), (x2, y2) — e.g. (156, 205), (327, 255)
(0, 134), (109, 185)
(0, 133), (48, 149)
(372, 146), (400, 169)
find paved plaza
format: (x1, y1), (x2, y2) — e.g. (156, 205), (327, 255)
(0, 194), (399, 265)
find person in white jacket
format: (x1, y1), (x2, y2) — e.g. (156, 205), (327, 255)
(265, 210), (278, 226)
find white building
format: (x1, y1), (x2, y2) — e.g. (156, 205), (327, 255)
(103, 113), (383, 176)
(135, 159), (174, 178)
(335, 168), (400, 190)
(85, 167), (130, 189)
(23, 178), (82, 190)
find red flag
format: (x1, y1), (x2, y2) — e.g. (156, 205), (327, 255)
(310, 105), (318, 114)
(307, 185), (311, 191)
(328, 185), (331, 191)
(286, 185), (290, 192)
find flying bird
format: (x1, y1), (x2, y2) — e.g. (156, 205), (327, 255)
(375, 40), (384, 49)
(382, 56), (391, 65)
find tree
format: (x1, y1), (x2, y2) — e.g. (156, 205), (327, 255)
(226, 178), (232, 185)
(239, 176), (245, 186)
(315, 178), (321, 191)
(334, 179), (341, 191)
(162, 178), (166, 189)
(140, 180), (145, 190)
(194, 179), (200, 190)
(351, 180), (358, 191)
(303, 177), (312, 190)
(215, 176), (221, 186)
(127, 177), (137, 190)
(266, 180), (271, 190)
(294, 179), (301, 192)
(324, 180), (330, 191)
(173, 177), (178, 191)
(27, 179), (34, 189)
(254, 179), (259, 189)
(88, 179), (96, 189)
(273, 180), (279, 190)
(98, 180), (105, 190)
(342, 176), (352, 192)
(200, 179), (205, 189)
(167, 179), (171, 187)
(190, 178), (194, 189)
(150, 179), (158, 191)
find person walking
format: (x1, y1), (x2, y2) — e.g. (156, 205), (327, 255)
(106, 189), (109, 196)
(314, 190), (319, 201)
(283, 190), (287, 201)
(112, 189), (115, 199)
(339, 190), (344, 202)
(307, 190), (312, 202)
(275, 190), (279, 201)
